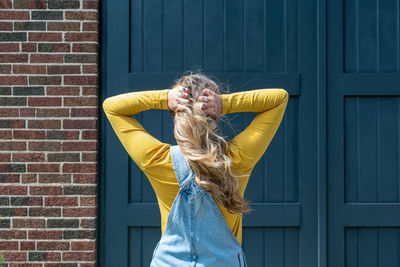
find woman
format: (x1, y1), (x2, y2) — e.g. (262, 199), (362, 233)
(102, 71), (289, 266)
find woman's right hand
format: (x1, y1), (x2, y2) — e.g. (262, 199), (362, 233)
(197, 89), (222, 120)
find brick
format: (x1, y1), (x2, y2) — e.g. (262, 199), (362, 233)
(82, 22), (97, 31)
(65, 11), (97, 20)
(71, 241), (95, 251)
(47, 263), (78, 267)
(0, 141), (26, 150)
(0, 230), (27, 239)
(0, 152), (11, 161)
(64, 54), (97, 63)
(0, 11), (30, 20)
(28, 97), (62, 106)
(46, 130), (79, 140)
(21, 173), (37, 183)
(65, 33), (98, 42)
(0, 108), (18, 117)
(0, 119), (25, 128)
(82, 131), (97, 140)
(2, 251), (27, 261)
(0, 0), (12, 9)
(36, 108), (69, 117)
(0, 97), (26, 106)
(64, 97), (97, 106)
(0, 241), (18, 250)
(28, 141), (61, 151)
(48, 0), (80, 9)
(0, 32), (26, 42)
(13, 152), (46, 162)
(38, 173), (71, 183)
(63, 120), (97, 129)
(45, 197), (78, 207)
(14, 65), (46, 74)
(0, 173), (20, 183)
(62, 163), (96, 173)
(0, 196), (9, 205)
(0, 87), (11, 95)
(47, 219), (79, 228)
(20, 107), (35, 117)
(83, 0), (98, 9)
(13, 220), (41, 230)
(27, 163), (60, 172)
(29, 251), (61, 261)
(38, 43), (70, 52)
(0, 163), (26, 172)
(63, 230), (95, 239)
(47, 65), (80, 74)
(29, 76), (62, 85)
(22, 42), (36, 52)
(62, 142), (96, 151)
(47, 153), (80, 162)
(71, 108), (97, 117)
(0, 186), (27, 195)
(14, 0), (46, 9)
(29, 207), (61, 217)
(11, 197), (42, 206)
(62, 251), (95, 261)
(30, 54), (63, 63)
(20, 241), (35, 250)
(37, 241), (70, 250)
(0, 43), (19, 52)
(0, 54), (28, 62)
(0, 64), (11, 73)
(0, 219), (10, 228)
(29, 230), (62, 239)
(72, 43), (97, 53)
(73, 174), (96, 184)
(30, 186), (62, 195)
(13, 86), (45, 94)
(28, 120), (61, 129)
(64, 186), (95, 195)
(29, 32), (62, 42)
(0, 76), (27, 85)
(13, 130), (45, 139)
(82, 64), (97, 74)
(82, 152), (96, 161)
(80, 219), (96, 229)
(0, 130), (12, 138)
(14, 22), (46, 31)
(62, 207), (97, 217)
(0, 21), (12, 30)
(46, 86), (79, 96)
(47, 22), (80, 31)
(80, 196), (96, 206)
(0, 207), (27, 216)
(31, 11), (63, 20)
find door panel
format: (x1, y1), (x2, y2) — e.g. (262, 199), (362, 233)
(327, 0), (400, 266)
(100, 0), (315, 266)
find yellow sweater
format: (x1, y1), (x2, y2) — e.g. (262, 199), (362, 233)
(102, 88), (289, 245)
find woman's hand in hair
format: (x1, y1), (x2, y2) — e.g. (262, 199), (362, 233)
(198, 89), (222, 120)
(167, 86), (192, 112)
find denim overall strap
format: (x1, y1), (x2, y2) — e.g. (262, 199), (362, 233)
(170, 144), (195, 188)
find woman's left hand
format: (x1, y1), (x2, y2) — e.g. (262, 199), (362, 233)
(167, 86), (192, 112)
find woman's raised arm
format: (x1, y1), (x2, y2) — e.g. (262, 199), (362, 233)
(220, 88), (289, 174)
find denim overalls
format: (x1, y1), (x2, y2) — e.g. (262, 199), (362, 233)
(150, 144), (248, 267)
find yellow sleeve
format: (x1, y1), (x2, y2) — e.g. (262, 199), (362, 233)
(102, 88), (175, 181)
(220, 88), (289, 174)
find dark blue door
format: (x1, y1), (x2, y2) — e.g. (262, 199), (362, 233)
(327, 1), (400, 267)
(96, 0), (360, 266)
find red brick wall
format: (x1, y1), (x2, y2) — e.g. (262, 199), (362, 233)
(0, 0), (99, 266)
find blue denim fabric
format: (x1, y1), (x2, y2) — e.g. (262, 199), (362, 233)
(150, 145), (248, 267)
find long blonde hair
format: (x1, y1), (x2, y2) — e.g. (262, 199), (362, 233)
(171, 70), (252, 214)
